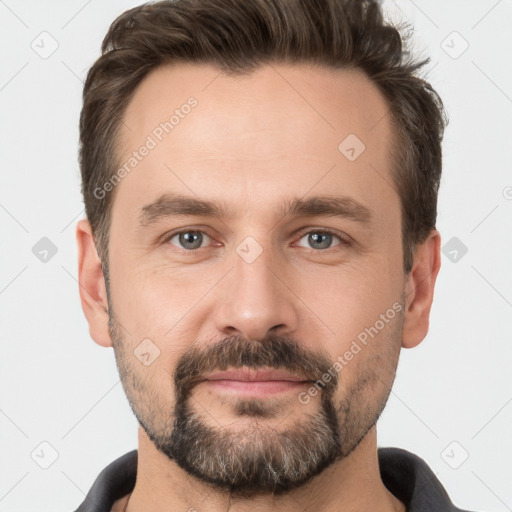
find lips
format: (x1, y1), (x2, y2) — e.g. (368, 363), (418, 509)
(205, 368), (310, 383)
(202, 368), (312, 396)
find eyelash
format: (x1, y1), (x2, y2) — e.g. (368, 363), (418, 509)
(162, 228), (351, 253)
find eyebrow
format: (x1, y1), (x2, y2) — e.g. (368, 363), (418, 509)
(138, 193), (372, 227)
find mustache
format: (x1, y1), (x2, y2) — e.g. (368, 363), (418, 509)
(173, 333), (338, 400)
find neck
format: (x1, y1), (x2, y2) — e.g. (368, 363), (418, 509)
(122, 426), (404, 512)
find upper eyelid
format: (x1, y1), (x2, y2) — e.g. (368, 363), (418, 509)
(294, 226), (349, 240)
(164, 227), (351, 249)
(293, 230), (352, 251)
(165, 229), (213, 248)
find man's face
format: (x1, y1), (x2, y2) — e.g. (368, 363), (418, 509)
(106, 63), (406, 494)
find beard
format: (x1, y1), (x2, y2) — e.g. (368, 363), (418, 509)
(108, 301), (403, 497)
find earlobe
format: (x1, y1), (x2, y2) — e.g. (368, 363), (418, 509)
(76, 219), (113, 347)
(401, 230), (441, 349)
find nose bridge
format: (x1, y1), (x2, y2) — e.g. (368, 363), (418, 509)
(213, 237), (298, 340)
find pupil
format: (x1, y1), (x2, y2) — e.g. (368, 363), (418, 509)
(180, 231), (201, 249)
(310, 233), (331, 249)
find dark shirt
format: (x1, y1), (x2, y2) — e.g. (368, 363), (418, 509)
(73, 447), (477, 511)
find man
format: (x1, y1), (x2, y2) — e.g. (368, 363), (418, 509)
(73, 0), (476, 510)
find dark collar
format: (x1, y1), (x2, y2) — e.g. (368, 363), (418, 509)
(74, 447), (475, 511)
(378, 447), (472, 511)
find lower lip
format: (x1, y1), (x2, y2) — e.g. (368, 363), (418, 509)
(204, 379), (311, 395)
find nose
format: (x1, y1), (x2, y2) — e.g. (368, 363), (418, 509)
(212, 242), (299, 341)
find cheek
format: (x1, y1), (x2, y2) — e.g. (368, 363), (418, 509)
(300, 269), (403, 406)
(109, 257), (196, 336)
(290, 257), (403, 355)
(329, 305), (403, 408)
(108, 260), (222, 376)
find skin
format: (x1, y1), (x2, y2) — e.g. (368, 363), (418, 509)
(77, 63), (441, 512)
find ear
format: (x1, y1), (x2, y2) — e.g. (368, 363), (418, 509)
(76, 219), (112, 347)
(402, 229), (441, 349)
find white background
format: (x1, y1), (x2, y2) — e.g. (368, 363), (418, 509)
(0, 1), (511, 511)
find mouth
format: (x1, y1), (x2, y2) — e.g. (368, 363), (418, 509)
(202, 368), (312, 396)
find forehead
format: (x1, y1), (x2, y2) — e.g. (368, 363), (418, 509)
(121, 62), (391, 150)
(112, 62), (397, 226)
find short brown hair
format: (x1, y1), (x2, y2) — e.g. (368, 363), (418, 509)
(79, 0), (447, 277)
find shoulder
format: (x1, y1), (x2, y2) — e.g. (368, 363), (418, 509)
(378, 447), (479, 512)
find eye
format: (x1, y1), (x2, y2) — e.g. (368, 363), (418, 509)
(167, 230), (211, 251)
(296, 230), (347, 251)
